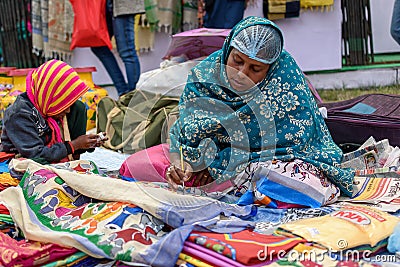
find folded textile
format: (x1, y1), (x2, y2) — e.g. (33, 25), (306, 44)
(0, 232), (77, 267)
(235, 160), (340, 208)
(183, 241), (276, 267)
(263, 0), (300, 20)
(276, 204), (400, 251)
(0, 159), (254, 267)
(40, 251), (87, 267)
(178, 252), (210, 267)
(186, 229), (305, 265)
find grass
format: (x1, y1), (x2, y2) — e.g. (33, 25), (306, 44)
(316, 84), (400, 102)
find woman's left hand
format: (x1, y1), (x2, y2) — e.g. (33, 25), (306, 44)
(188, 169), (214, 187)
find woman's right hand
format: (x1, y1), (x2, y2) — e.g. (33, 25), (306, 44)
(70, 134), (99, 150)
(165, 161), (193, 190)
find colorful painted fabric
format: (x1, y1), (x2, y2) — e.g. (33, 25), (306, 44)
(169, 16), (354, 196)
(0, 159), (253, 267)
(0, 231), (77, 267)
(26, 59), (89, 145)
(186, 229), (305, 265)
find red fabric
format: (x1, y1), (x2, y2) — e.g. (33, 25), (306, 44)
(275, 200), (307, 209)
(0, 232), (77, 267)
(69, 0), (112, 50)
(0, 204), (9, 215)
(0, 152), (15, 162)
(187, 229), (305, 265)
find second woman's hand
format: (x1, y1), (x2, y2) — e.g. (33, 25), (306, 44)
(165, 161), (192, 190)
(70, 134), (100, 150)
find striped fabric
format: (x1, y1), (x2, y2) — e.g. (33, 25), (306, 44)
(26, 59), (89, 144)
(263, 0), (300, 20)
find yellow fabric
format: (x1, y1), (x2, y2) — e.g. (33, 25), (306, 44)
(266, 0), (299, 20)
(277, 204), (400, 250)
(300, 0), (334, 9)
(269, 0), (289, 13)
(135, 14), (155, 52)
(134, 14), (140, 53)
(178, 252), (213, 267)
(0, 173), (19, 186)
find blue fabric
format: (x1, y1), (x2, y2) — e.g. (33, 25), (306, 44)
(255, 177), (322, 208)
(120, 175), (137, 182)
(169, 16), (354, 196)
(0, 161), (9, 173)
(388, 222), (400, 253)
(236, 176), (322, 208)
(343, 103), (376, 114)
(248, 206), (335, 223)
(203, 0), (245, 29)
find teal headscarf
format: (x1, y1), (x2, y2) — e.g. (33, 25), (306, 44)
(170, 16), (354, 196)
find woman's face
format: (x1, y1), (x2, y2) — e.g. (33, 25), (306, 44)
(226, 48), (270, 91)
(53, 106), (71, 120)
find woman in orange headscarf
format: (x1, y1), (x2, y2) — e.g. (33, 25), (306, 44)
(1, 59), (107, 163)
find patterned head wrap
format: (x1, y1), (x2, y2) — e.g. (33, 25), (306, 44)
(231, 24), (283, 64)
(26, 59), (89, 144)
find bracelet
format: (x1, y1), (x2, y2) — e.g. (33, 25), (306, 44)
(67, 141), (75, 154)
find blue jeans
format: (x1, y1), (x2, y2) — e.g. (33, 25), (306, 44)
(391, 0), (400, 45)
(91, 3), (140, 96)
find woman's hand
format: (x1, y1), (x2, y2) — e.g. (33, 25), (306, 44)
(165, 161), (213, 190)
(189, 169), (213, 187)
(165, 161), (193, 190)
(70, 134), (103, 150)
(95, 132), (109, 147)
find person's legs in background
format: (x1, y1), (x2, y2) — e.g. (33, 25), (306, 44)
(91, 46), (128, 95)
(391, 0), (400, 45)
(113, 15), (141, 93)
(90, 0), (128, 96)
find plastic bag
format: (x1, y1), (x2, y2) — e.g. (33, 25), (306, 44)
(69, 0), (112, 50)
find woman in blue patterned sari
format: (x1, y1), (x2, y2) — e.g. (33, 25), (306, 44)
(166, 16), (354, 207)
